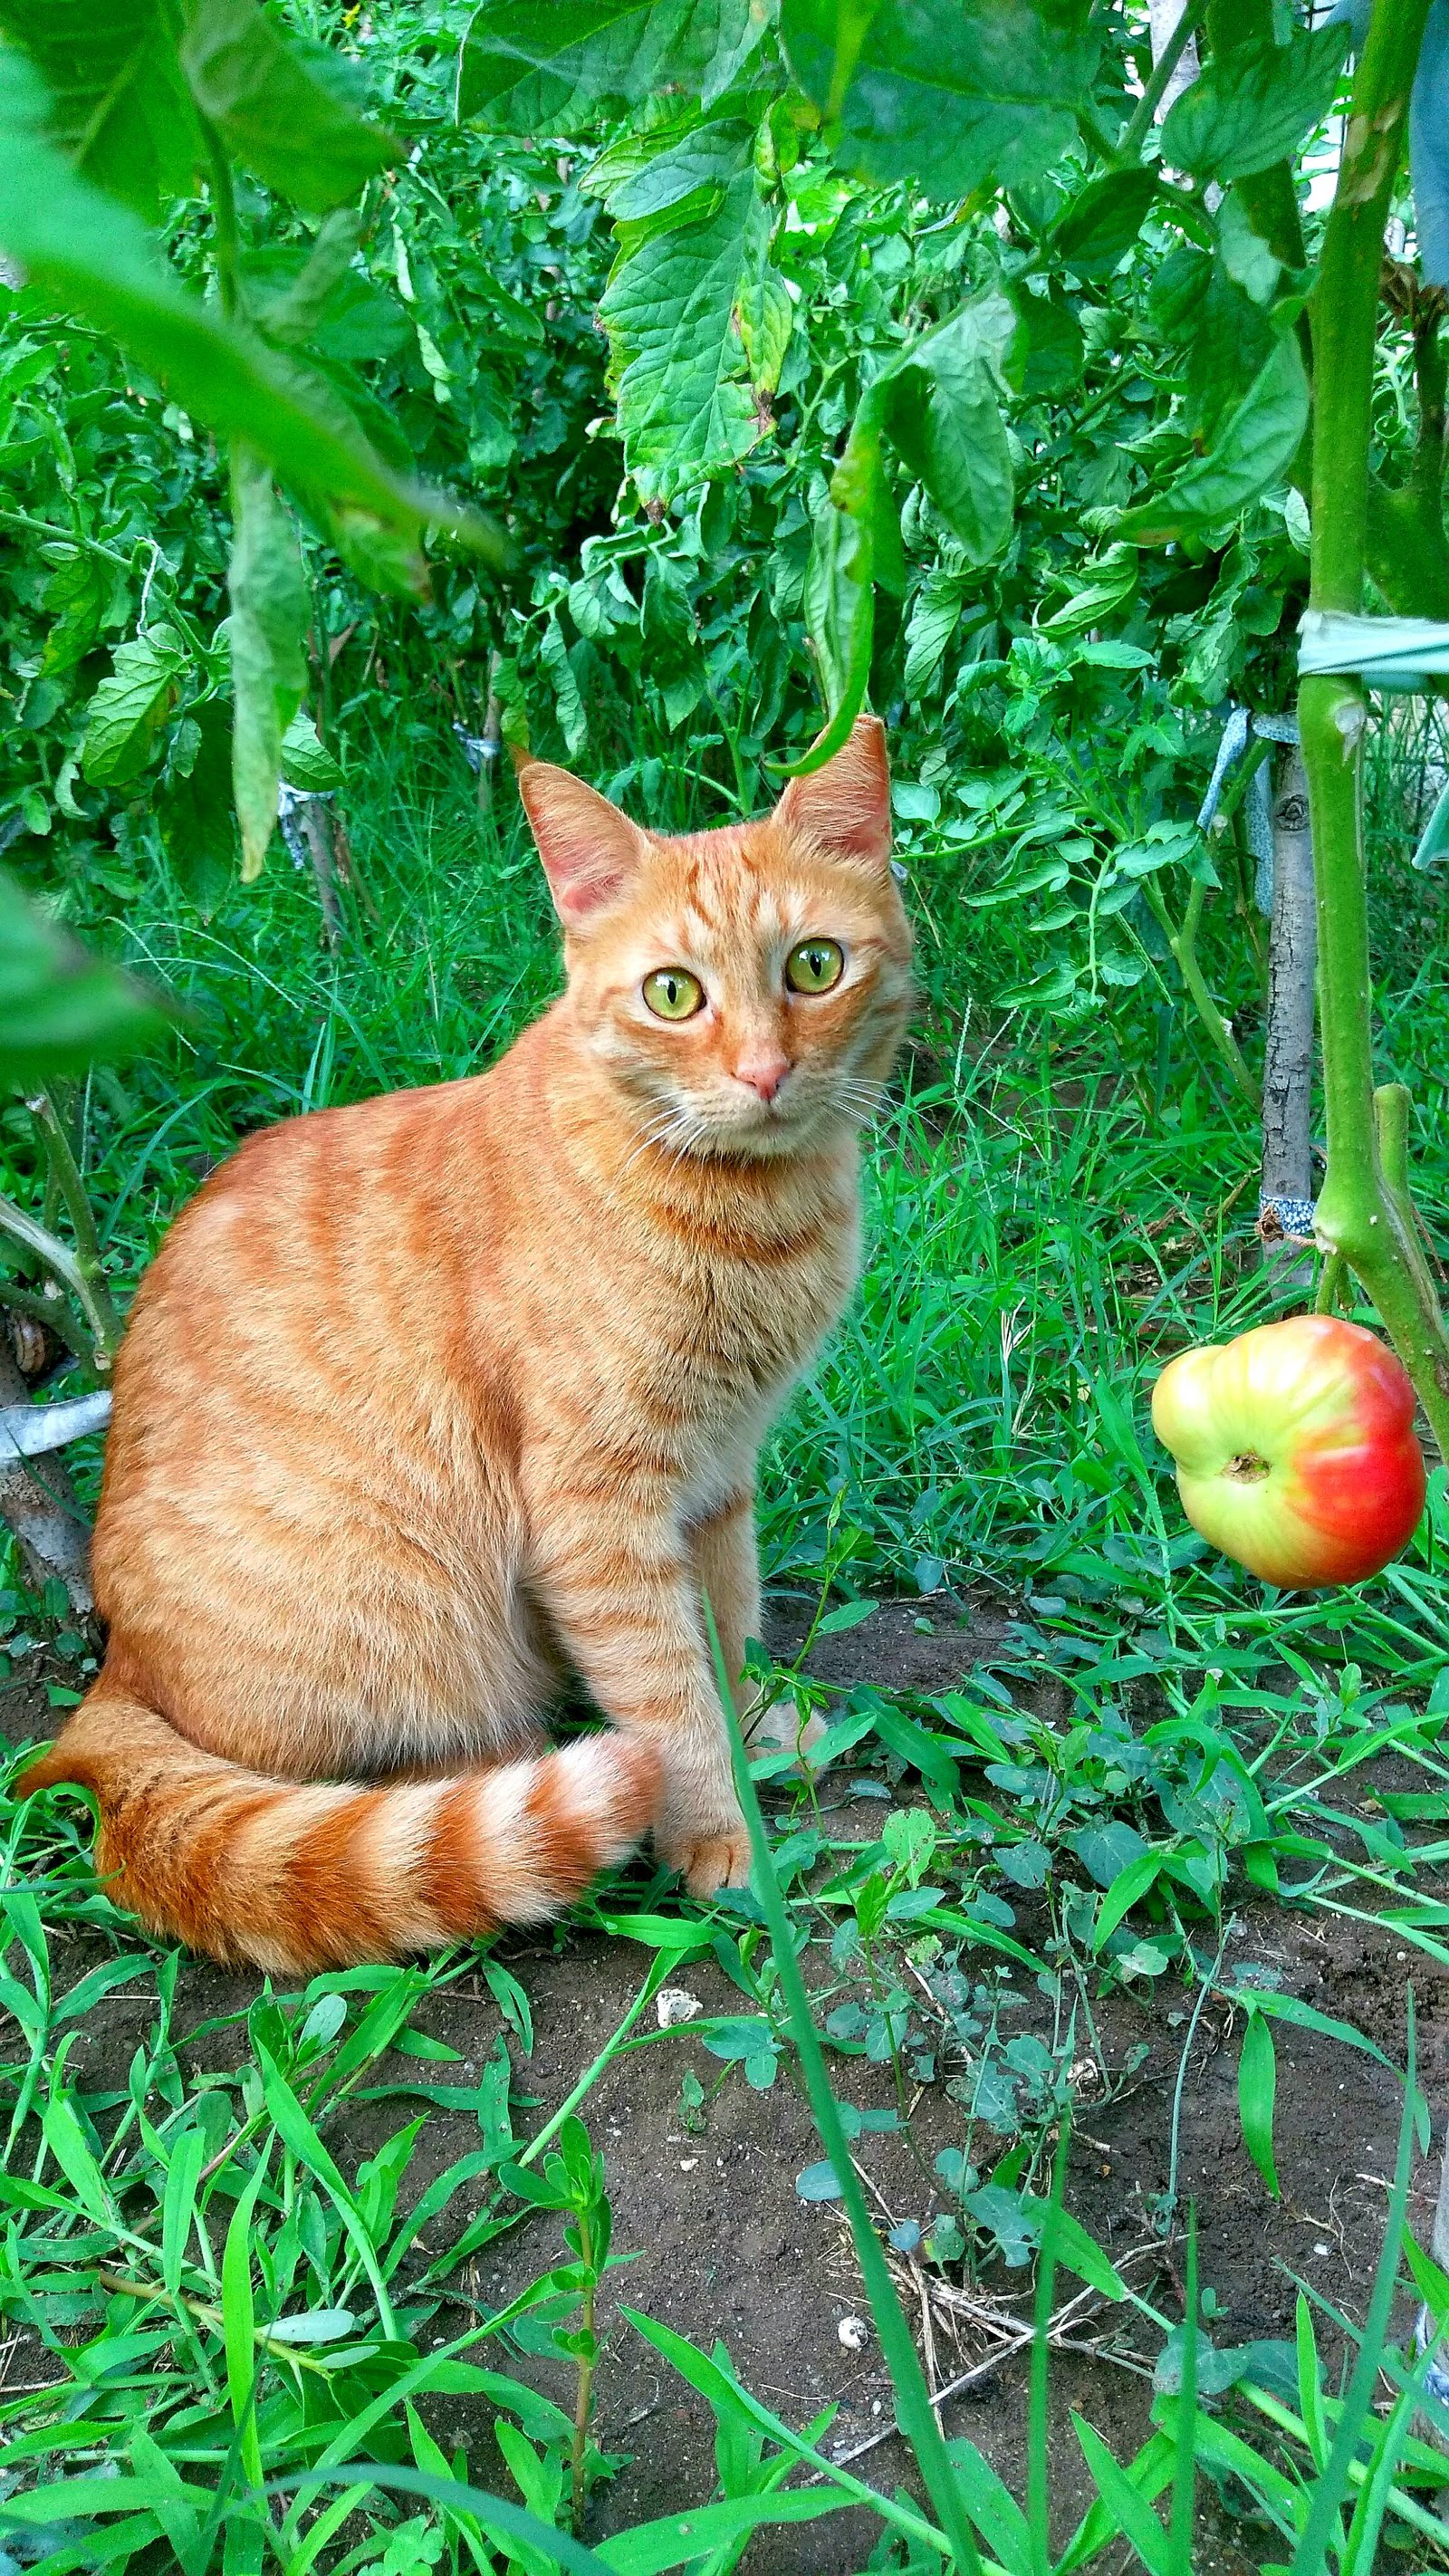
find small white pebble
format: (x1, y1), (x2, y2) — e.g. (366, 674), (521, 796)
(680, 2158), (698, 2172)
(1314, 2242), (1330, 2255)
(838, 2316), (869, 2351)
(656, 1987), (703, 2029)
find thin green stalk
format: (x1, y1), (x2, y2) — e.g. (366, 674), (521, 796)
(1118, 0), (1210, 164)
(1300, 0), (1449, 1453)
(515, 1951), (677, 2170)
(1026, 2136), (1066, 2576)
(0, 1191), (120, 1376)
(1288, 1994), (1418, 2576)
(1168, 2212), (1197, 2573)
(1140, 879), (1260, 1106)
(570, 2209), (596, 2536)
(28, 1091), (122, 1365)
(203, 122), (241, 321)
(706, 1601), (983, 2575)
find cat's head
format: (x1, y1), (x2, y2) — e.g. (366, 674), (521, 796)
(518, 717), (914, 1161)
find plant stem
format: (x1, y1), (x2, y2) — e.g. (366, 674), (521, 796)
(0, 1193), (119, 1378)
(28, 1091), (122, 1367)
(1299, 0), (1449, 1453)
(203, 121), (241, 321)
(1118, 0), (1209, 163)
(570, 2210), (596, 2536)
(1141, 879), (1259, 1106)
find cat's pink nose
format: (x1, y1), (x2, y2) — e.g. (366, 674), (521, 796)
(734, 1050), (790, 1104)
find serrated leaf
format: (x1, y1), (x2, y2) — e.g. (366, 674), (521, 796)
(1118, 330), (1308, 545)
(599, 171), (764, 499)
(602, 118), (753, 222)
(781, 0), (1099, 202)
(1163, 22), (1348, 185)
(737, 258), (793, 399)
(280, 712), (344, 792)
(82, 630), (185, 785)
(457, 0), (764, 131)
(181, 0), (398, 214)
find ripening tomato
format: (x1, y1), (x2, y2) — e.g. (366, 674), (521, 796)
(1151, 1316), (1426, 1588)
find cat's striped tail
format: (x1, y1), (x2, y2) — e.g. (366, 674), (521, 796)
(19, 1696), (660, 1973)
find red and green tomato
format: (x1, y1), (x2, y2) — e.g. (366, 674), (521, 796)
(1151, 1315), (1425, 1589)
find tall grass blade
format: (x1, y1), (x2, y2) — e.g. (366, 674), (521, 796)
(708, 1601), (980, 2571)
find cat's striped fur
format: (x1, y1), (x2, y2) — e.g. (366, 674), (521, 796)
(22, 719), (912, 1968)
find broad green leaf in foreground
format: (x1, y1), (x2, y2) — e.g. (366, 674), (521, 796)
(781, 0), (1099, 201)
(456, 0), (765, 132)
(0, 873), (168, 1083)
(181, 0), (399, 215)
(0, 49), (504, 585)
(598, 171), (767, 500)
(0, 0), (200, 216)
(1163, 22), (1348, 186)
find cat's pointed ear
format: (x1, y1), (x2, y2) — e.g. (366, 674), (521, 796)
(773, 715), (891, 867)
(518, 762), (648, 928)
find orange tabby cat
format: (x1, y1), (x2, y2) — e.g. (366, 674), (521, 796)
(21, 717), (912, 1971)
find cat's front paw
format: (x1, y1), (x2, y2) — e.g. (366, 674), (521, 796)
(662, 1819), (752, 1897)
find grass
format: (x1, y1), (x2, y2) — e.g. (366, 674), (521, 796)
(0, 716), (1448, 2570)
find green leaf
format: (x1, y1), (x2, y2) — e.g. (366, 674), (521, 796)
(902, 572), (965, 697)
(82, 630), (185, 786)
(158, 697), (236, 914)
(781, 0), (1100, 202)
(181, 0), (398, 214)
(598, 171), (765, 499)
(0, 53), (503, 581)
(795, 2158), (846, 2200)
(1118, 330), (1308, 545)
(222, 2153), (271, 2492)
(597, 2491), (849, 2572)
(228, 451), (308, 881)
(279, 711), (344, 792)
(0, 0), (201, 216)
(599, 118), (753, 222)
(1237, 2009), (1280, 2198)
(40, 548), (114, 675)
(1163, 22), (1348, 185)
(791, 485), (875, 762)
(1006, 278), (1084, 398)
(1092, 1848), (1164, 1949)
(887, 303), (1014, 564)
(1074, 2415), (1173, 2576)
(457, 0), (765, 130)
(1052, 167), (1157, 278)
(161, 2123), (206, 2298)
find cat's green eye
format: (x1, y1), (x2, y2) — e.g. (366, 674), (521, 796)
(642, 967), (705, 1021)
(785, 937), (845, 995)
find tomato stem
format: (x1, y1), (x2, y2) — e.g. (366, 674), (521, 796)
(1298, 0), (1449, 1456)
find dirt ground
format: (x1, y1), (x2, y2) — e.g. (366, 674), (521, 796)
(3, 1599), (1444, 2571)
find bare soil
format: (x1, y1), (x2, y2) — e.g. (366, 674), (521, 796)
(3, 1600), (1443, 2572)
